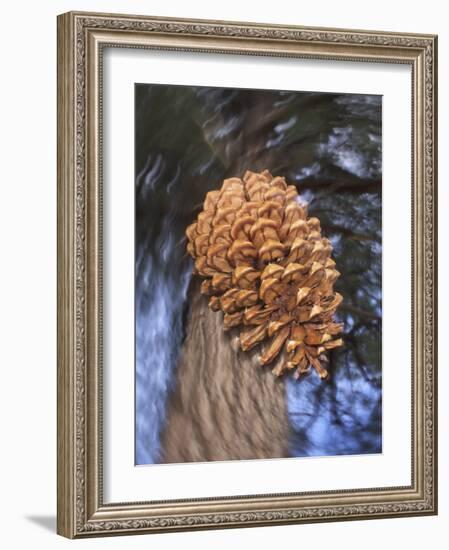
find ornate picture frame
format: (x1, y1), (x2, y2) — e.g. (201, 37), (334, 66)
(57, 11), (437, 538)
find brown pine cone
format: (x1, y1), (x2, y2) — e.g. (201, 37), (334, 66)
(186, 170), (343, 379)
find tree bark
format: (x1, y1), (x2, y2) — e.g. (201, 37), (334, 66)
(161, 278), (290, 463)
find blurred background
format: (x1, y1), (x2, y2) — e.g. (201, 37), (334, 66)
(135, 83), (382, 465)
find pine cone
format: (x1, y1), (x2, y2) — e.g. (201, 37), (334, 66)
(186, 170), (343, 379)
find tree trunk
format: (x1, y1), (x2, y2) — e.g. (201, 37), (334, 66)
(161, 278), (290, 463)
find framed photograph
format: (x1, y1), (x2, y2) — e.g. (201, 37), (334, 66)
(57, 11), (438, 538)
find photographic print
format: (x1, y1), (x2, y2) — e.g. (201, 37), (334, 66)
(135, 83), (382, 466)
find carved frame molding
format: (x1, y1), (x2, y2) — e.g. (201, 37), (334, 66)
(57, 11), (437, 538)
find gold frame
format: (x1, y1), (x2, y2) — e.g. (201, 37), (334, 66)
(57, 10), (438, 538)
